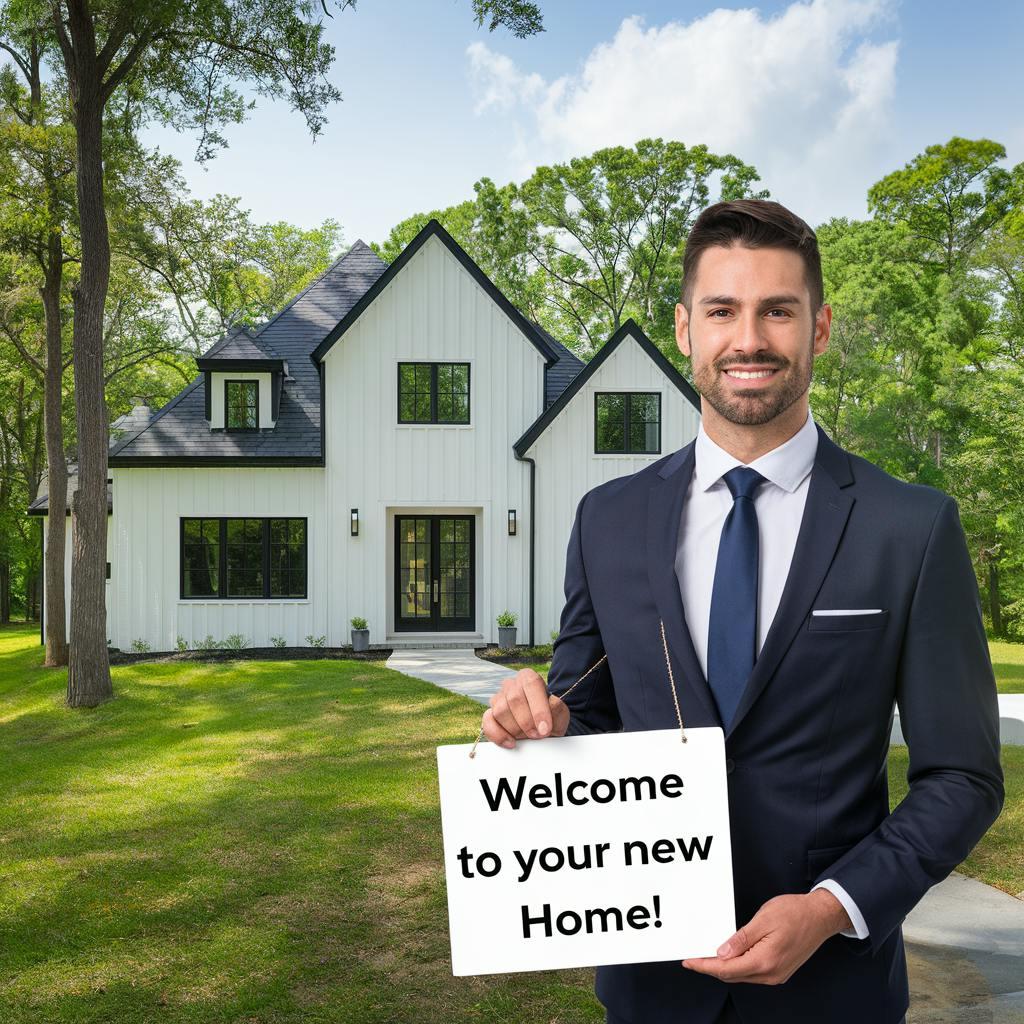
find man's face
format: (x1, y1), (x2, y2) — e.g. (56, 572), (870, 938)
(674, 244), (831, 427)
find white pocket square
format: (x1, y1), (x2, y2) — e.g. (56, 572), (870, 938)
(812, 609), (883, 616)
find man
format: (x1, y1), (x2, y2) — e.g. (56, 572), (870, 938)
(480, 199), (1004, 1024)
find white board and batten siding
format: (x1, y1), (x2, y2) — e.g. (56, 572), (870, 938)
(109, 467), (324, 650)
(98, 236), (700, 651)
(525, 325), (702, 641)
(322, 234), (545, 646)
(49, 518), (114, 639)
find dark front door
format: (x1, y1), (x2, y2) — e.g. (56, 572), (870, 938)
(395, 515), (475, 632)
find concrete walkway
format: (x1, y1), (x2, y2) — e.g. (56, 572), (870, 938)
(905, 874), (1024, 1022)
(385, 646), (515, 705)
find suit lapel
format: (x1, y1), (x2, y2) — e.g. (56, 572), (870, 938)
(646, 441), (722, 727)
(726, 424), (855, 738)
(646, 424), (856, 740)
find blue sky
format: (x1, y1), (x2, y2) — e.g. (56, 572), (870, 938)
(136, 0), (1024, 249)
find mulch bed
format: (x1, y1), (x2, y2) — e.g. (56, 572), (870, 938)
(108, 646), (393, 665)
(474, 644), (553, 666)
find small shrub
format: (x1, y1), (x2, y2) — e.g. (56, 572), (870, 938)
(129, 638), (151, 653)
(175, 636), (189, 652)
(496, 609), (517, 627)
(350, 616), (368, 630)
(305, 634), (327, 648)
(195, 634), (221, 651)
(222, 634), (249, 651)
(550, 628), (559, 643)
(270, 635), (287, 648)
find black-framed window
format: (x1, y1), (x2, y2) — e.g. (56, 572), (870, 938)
(595, 392), (661, 454)
(180, 517), (307, 599)
(398, 362), (470, 423)
(182, 518), (221, 597)
(225, 380), (259, 430)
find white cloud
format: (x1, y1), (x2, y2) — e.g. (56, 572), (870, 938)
(466, 0), (901, 223)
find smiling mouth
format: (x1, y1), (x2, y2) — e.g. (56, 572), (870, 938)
(722, 367), (780, 379)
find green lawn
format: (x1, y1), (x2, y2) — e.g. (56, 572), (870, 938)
(0, 628), (1019, 1024)
(990, 639), (1024, 693)
(0, 626), (603, 1024)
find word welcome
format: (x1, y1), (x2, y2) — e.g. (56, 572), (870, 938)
(479, 771), (685, 811)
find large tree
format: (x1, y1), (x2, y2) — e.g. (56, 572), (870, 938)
(377, 138), (765, 355)
(0, 31), (76, 663)
(0, 0), (544, 707)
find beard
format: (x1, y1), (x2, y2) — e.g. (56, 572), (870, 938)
(689, 327), (814, 426)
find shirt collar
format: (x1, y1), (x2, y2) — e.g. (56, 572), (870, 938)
(694, 408), (818, 494)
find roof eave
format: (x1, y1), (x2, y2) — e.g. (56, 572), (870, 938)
(311, 220), (559, 367)
(513, 318), (701, 456)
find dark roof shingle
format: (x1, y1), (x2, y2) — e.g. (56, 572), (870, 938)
(110, 240), (388, 463)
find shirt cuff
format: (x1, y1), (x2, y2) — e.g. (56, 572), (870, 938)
(811, 878), (870, 939)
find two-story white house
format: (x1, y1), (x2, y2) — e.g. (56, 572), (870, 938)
(32, 219), (701, 651)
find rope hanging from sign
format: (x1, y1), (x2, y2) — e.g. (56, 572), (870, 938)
(469, 617), (687, 758)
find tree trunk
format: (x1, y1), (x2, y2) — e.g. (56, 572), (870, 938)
(64, 11), (112, 707)
(0, 562), (9, 623)
(41, 251), (69, 666)
(988, 560), (1002, 638)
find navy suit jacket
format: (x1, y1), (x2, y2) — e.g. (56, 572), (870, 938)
(548, 423), (1004, 1024)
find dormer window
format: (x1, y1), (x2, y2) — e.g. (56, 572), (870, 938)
(196, 326), (284, 431)
(226, 380), (259, 431)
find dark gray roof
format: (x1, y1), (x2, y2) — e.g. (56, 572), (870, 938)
(28, 464), (112, 515)
(109, 240), (388, 464)
(533, 323), (586, 408)
(109, 403), (153, 446)
(201, 325), (282, 363)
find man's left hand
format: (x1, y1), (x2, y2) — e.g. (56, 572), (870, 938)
(682, 890), (853, 985)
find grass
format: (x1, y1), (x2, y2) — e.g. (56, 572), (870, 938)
(990, 639), (1024, 693)
(0, 626), (603, 1024)
(0, 628), (1019, 1023)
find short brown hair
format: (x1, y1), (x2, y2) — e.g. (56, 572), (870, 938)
(680, 199), (824, 311)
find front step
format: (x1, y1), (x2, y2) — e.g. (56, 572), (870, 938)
(383, 634), (488, 650)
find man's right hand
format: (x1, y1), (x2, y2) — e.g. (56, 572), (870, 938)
(481, 669), (570, 748)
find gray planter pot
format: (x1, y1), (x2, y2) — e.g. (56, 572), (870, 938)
(351, 628), (369, 652)
(498, 626), (517, 650)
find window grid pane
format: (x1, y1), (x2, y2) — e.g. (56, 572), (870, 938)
(269, 518), (307, 598)
(226, 381), (258, 430)
(226, 518), (264, 597)
(399, 362), (469, 423)
(628, 393), (660, 453)
(595, 393), (626, 452)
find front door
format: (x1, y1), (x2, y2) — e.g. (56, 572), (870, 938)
(394, 515), (475, 632)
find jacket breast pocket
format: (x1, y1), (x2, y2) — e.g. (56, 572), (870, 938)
(807, 609), (889, 632)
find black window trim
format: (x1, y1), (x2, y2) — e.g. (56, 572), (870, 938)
(224, 378), (260, 432)
(593, 390), (662, 455)
(179, 516), (309, 600)
(397, 361), (471, 424)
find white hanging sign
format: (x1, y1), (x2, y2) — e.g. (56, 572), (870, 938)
(436, 727), (735, 976)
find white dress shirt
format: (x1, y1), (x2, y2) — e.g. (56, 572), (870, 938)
(674, 407), (869, 940)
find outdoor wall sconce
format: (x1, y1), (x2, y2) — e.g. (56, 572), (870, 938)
(508, 509), (517, 536)
(351, 508), (359, 536)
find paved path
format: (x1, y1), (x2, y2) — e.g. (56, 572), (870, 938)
(385, 646), (513, 705)
(904, 873), (1024, 1021)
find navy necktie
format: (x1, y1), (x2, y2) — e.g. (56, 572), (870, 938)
(707, 466), (767, 729)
